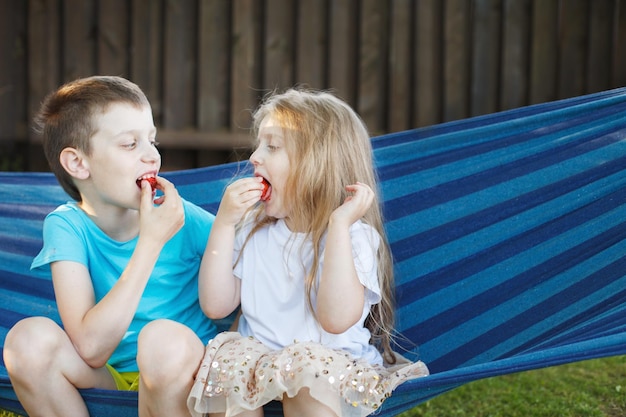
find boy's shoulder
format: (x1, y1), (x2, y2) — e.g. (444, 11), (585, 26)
(45, 201), (83, 221)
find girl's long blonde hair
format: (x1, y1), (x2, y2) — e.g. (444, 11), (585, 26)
(243, 88), (396, 363)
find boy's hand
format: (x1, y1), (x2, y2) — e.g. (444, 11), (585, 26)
(215, 177), (264, 226)
(139, 176), (184, 245)
(330, 182), (374, 227)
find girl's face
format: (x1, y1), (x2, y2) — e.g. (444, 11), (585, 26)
(250, 115), (292, 224)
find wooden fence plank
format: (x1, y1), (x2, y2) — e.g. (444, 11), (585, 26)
(198, 0), (231, 131)
(529, 0), (558, 104)
(500, 0), (531, 110)
(414, 0), (443, 127)
(612, 0), (626, 87)
(558, 0), (588, 99)
(263, 0), (295, 91)
(163, 0), (197, 130)
(130, 0), (163, 120)
(26, 0), (60, 171)
(28, 0), (61, 128)
(586, 0), (613, 93)
(358, 0), (389, 134)
(97, 0), (129, 77)
(471, 0), (502, 117)
(0, 0), (27, 142)
(388, 0), (413, 133)
(63, 0), (97, 81)
(328, 0), (358, 106)
(296, 0), (327, 89)
(162, 1), (200, 170)
(198, 0), (236, 168)
(231, 0), (263, 131)
(443, 0), (471, 122)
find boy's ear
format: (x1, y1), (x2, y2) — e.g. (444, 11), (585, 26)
(59, 147), (90, 180)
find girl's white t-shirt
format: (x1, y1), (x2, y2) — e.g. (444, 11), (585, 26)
(234, 217), (384, 365)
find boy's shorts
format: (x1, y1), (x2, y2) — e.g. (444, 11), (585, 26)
(105, 364), (140, 391)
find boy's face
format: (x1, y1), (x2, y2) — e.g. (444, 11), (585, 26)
(81, 102), (159, 210)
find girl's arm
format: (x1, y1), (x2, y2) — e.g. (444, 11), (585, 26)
(199, 177), (265, 319)
(317, 182), (375, 334)
(53, 178), (185, 368)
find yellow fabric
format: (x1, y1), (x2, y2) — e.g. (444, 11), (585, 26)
(105, 364), (140, 391)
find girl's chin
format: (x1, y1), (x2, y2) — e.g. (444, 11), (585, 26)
(263, 205), (286, 219)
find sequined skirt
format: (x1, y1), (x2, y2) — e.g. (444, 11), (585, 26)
(187, 332), (429, 417)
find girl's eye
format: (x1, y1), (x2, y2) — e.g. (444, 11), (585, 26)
(267, 144), (278, 152)
(151, 140), (160, 148)
(123, 141), (137, 149)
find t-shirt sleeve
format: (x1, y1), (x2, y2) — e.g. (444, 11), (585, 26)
(350, 222), (382, 305)
(182, 199), (216, 256)
(30, 209), (89, 274)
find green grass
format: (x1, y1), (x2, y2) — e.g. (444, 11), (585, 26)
(399, 356), (626, 417)
(2, 356), (625, 417)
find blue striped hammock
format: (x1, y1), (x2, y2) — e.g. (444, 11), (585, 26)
(2, 88), (626, 416)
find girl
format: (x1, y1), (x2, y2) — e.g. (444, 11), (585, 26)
(188, 88), (428, 417)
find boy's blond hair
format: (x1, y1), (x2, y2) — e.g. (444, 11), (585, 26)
(34, 76), (149, 201)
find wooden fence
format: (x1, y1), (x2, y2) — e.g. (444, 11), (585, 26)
(1, 0), (625, 171)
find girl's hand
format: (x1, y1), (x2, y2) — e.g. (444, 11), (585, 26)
(330, 182), (375, 227)
(216, 177), (265, 226)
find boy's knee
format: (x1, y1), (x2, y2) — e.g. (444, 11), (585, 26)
(4, 317), (64, 376)
(137, 319), (204, 381)
(138, 319), (182, 362)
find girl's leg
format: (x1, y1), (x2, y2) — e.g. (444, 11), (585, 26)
(137, 319), (206, 417)
(3, 316), (116, 417)
(282, 388), (337, 417)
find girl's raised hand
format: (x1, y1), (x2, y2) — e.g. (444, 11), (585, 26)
(330, 182), (375, 227)
(216, 177), (265, 226)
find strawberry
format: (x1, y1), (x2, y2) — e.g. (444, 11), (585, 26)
(136, 177), (158, 190)
(260, 178), (271, 201)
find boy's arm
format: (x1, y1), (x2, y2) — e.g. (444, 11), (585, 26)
(52, 178), (184, 368)
(198, 177), (264, 319)
(317, 183), (374, 334)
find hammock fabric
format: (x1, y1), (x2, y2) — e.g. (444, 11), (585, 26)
(2, 88), (626, 416)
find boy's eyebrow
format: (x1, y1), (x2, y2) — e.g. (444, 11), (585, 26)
(113, 126), (157, 137)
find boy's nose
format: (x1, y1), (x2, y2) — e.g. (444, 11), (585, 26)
(143, 143), (161, 162)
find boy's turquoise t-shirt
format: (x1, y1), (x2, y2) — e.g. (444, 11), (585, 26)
(31, 199), (218, 372)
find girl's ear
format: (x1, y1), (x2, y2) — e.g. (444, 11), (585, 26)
(59, 147), (90, 180)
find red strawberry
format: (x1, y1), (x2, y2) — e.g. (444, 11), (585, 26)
(136, 177), (158, 190)
(260, 178), (271, 201)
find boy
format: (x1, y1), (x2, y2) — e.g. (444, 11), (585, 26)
(2, 76), (216, 416)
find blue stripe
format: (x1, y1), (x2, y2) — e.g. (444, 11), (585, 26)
(399, 215), (626, 365)
(376, 97), (626, 180)
(383, 124), (626, 225)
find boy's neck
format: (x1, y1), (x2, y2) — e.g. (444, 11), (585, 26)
(77, 200), (140, 242)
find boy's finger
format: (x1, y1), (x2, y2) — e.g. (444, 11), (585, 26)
(140, 181), (155, 209)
